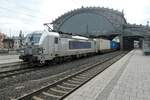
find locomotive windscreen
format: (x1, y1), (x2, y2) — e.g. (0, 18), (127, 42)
(69, 41), (91, 49)
(26, 33), (42, 44)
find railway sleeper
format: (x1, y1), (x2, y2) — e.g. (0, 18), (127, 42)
(50, 86), (71, 92)
(57, 85), (74, 90)
(88, 70), (99, 75)
(60, 82), (77, 89)
(63, 82), (79, 87)
(50, 88), (68, 94)
(42, 91), (61, 99)
(72, 77), (85, 82)
(66, 80), (81, 86)
(32, 93), (57, 100)
(36, 90), (63, 100)
(92, 71), (100, 75)
(77, 74), (93, 79)
(68, 79), (82, 84)
(79, 74), (94, 78)
(32, 96), (44, 100)
(84, 69), (97, 73)
(46, 88), (65, 96)
(78, 74), (89, 77)
(75, 75), (86, 79)
(79, 72), (93, 76)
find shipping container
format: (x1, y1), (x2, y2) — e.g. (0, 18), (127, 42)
(110, 41), (119, 49)
(96, 38), (110, 51)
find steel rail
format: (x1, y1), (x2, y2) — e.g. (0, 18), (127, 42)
(15, 51), (129, 100)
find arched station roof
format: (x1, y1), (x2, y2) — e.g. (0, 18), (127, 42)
(51, 7), (127, 38)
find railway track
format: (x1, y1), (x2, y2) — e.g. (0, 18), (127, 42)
(0, 51), (120, 80)
(0, 67), (39, 79)
(15, 51), (128, 100)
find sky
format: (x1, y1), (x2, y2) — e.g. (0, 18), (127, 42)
(0, 0), (150, 36)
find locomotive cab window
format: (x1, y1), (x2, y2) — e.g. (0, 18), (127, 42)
(26, 33), (42, 44)
(54, 37), (58, 44)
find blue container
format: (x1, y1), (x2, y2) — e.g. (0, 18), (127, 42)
(110, 41), (119, 49)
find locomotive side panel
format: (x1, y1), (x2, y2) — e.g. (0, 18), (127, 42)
(58, 38), (96, 56)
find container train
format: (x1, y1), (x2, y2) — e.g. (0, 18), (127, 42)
(19, 30), (119, 65)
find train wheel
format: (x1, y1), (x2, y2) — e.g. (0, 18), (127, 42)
(39, 57), (45, 66)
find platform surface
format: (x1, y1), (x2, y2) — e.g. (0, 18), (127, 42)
(65, 49), (150, 100)
(0, 55), (22, 66)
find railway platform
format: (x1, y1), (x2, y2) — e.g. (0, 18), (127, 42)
(0, 55), (22, 67)
(65, 49), (150, 100)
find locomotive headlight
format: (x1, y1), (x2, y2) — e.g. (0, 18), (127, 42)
(38, 48), (43, 54)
